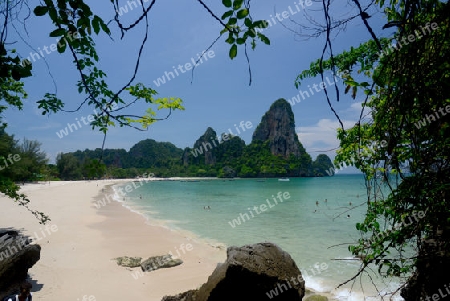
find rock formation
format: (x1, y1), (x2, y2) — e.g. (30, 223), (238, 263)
(162, 242), (305, 301)
(61, 98), (333, 178)
(114, 256), (142, 268)
(162, 290), (197, 301)
(192, 127), (218, 165)
(181, 148), (190, 166)
(252, 98), (305, 159)
(0, 229), (40, 298)
(141, 254), (183, 272)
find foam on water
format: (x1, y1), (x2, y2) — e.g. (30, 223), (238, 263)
(303, 274), (334, 293)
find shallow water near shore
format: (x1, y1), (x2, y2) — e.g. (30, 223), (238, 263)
(114, 174), (404, 301)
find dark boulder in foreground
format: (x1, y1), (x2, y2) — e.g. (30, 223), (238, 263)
(0, 229), (40, 298)
(162, 242), (305, 301)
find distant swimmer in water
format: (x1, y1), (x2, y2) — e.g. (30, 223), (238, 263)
(349, 202), (352, 206)
(324, 199), (327, 203)
(139, 195), (142, 199)
(316, 201), (319, 206)
(347, 214), (350, 218)
(204, 206), (211, 210)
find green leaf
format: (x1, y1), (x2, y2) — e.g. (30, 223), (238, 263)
(247, 29), (256, 38)
(36, 93), (64, 115)
(229, 44), (237, 59)
(233, 0), (244, 10)
(225, 34), (235, 44)
(253, 20), (269, 29)
(345, 84), (351, 94)
(57, 0), (67, 11)
(100, 20), (111, 35)
(34, 6), (48, 16)
(221, 10), (233, 20)
(57, 38), (67, 53)
(11, 69), (21, 81)
(352, 86), (357, 99)
(228, 17), (237, 25)
(48, 7), (58, 22)
(257, 32), (270, 45)
(236, 8), (249, 19)
(49, 28), (66, 37)
(92, 16), (101, 35)
(244, 17), (252, 27)
(236, 37), (246, 45)
(222, 0), (232, 8)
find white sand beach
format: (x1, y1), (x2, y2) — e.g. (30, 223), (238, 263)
(0, 180), (225, 300)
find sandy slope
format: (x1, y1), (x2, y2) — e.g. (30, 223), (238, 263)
(0, 180), (225, 301)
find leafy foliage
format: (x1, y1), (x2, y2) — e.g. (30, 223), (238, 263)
(56, 133), (333, 179)
(32, 0), (185, 133)
(0, 125), (50, 224)
(297, 0), (450, 295)
(0, 0), (269, 222)
(219, 0), (270, 59)
(312, 154), (335, 177)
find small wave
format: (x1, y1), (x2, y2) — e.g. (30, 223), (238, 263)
(331, 282), (405, 301)
(303, 275), (333, 293)
(111, 185), (123, 203)
(335, 256), (357, 260)
(109, 188), (226, 251)
(333, 289), (369, 301)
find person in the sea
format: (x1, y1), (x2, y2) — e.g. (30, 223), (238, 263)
(4, 281), (32, 301)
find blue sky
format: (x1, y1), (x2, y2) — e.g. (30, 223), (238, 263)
(4, 0), (387, 167)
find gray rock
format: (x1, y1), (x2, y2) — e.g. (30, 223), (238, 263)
(181, 148), (190, 166)
(221, 166), (236, 178)
(161, 242), (305, 301)
(161, 290), (198, 301)
(192, 127), (217, 165)
(0, 229), (40, 298)
(141, 254), (183, 272)
(252, 99), (304, 159)
(114, 256), (142, 268)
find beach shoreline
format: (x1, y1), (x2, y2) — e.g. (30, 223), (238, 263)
(107, 179), (340, 301)
(0, 179), (346, 300)
(0, 180), (225, 300)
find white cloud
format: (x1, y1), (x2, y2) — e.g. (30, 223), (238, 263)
(349, 102), (362, 112)
(27, 122), (61, 131)
(296, 118), (357, 153)
(297, 118), (362, 173)
(344, 101), (373, 119)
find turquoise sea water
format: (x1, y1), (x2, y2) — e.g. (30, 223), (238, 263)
(113, 175), (403, 301)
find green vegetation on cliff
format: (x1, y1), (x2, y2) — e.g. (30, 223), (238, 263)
(55, 99), (334, 179)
